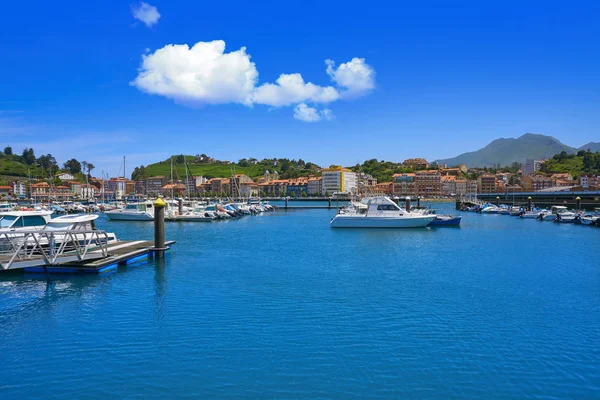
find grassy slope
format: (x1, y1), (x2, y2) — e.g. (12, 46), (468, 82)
(143, 161), (268, 179)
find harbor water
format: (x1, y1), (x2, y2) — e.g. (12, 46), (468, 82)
(1, 203), (599, 398)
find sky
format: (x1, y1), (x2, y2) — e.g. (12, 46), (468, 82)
(0, 0), (599, 177)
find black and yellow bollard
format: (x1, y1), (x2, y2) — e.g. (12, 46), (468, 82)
(496, 196), (500, 207)
(576, 196), (581, 212)
(527, 196), (532, 211)
(153, 198), (166, 259)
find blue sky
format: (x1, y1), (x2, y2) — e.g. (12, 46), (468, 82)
(1, 0), (598, 177)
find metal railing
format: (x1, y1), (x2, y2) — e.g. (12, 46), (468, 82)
(0, 230), (110, 270)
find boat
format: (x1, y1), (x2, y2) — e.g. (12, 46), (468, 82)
(579, 215), (598, 226)
(520, 210), (541, 219)
(550, 206), (579, 223)
(481, 204), (501, 214)
(105, 201), (155, 221)
(412, 208), (461, 226)
(0, 210), (54, 232)
(0, 203), (18, 213)
(330, 196), (435, 228)
(509, 206), (523, 216)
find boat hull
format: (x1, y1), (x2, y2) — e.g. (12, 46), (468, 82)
(105, 212), (154, 221)
(330, 215), (435, 228)
(429, 216), (462, 226)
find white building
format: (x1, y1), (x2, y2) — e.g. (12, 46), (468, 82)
(523, 159), (542, 176)
(57, 172), (75, 181)
(12, 181), (27, 198)
(321, 166), (357, 195)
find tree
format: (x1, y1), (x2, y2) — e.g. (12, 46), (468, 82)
(64, 158), (82, 174)
(21, 147), (35, 165)
(81, 161), (88, 176)
(87, 163), (95, 177)
(4, 146), (12, 156)
(176, 155), (185, 164)
(38, 154), (57, 172)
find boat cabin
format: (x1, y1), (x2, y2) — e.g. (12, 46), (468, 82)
(551, 206), (569, 214)
(0, 211), (54, 230)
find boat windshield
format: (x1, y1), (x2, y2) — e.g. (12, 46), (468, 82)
(0, 215), (19, 228)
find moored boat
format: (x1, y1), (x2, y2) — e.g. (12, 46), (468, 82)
(330, 196), (435, 228)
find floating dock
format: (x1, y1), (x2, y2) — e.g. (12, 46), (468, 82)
(0, 233), (175, 274)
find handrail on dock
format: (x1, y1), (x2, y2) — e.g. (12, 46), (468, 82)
(0, 229), (110, 270)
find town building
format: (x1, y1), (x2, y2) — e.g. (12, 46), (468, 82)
(520, 175), (553, 191)
(374, 182), (393, 195)
(30, 182), (50, 199)
(321, 166), (357, 195)
(162, 183), (186, 197)
(477, 174), (497, 193)
(522, 159), (543, 176)
(392, 173), (417, 197)
(579, 175), (599, 190)
(441, 175), (456, 196)
(11, 181), (27, 198)
(285, 178), (309, 197)
(135, 176), (168, 196)
(56, 172), (75, 181)
(307, 177), (322, 196)
(415, 170), (442, 197)
(403, 158), (429, 169)
(230, 174), (254, 197)
(0, 186), (13, 197)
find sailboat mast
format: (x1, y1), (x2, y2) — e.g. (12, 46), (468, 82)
(184, 155), (189, 199)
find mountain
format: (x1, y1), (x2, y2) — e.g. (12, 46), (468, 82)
(435, 133), (577, 168)
(578, 142), (600, 153)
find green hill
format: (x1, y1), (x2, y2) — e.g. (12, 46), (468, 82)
(540, 150), (600, 178)
(136, 156), (321, 181)
(435, 133), (577, 167)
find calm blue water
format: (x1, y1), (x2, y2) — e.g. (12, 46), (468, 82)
(1, 203), (599, 399)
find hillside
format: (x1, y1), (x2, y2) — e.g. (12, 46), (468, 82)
(578, 142), (600, 153)
(435, 133), (577, 167)
(540, 150), (600, 177)
(136, 156), (321, 181)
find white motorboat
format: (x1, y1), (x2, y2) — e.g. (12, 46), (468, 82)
(0, 203), (18, 213)
(579, 215), (598, 226)
(520, 210), (541, 219)
(0, 211), (54, 233)
(550, 206), (579, 223)
(105, 202), (154, 221)
(330, 196), (435, 228)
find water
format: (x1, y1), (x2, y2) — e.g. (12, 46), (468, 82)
(1, 204), (599, 398)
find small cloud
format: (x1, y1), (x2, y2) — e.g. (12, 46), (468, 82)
(326, 57), (375, 98)
(131, 2), (161, 27)
(320, 108), (334, 121)
(294, 103), (331, 122)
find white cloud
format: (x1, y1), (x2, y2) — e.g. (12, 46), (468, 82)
(326, 57), (375, 97)
(131, 40), (375, 121)
(320, 108), (334, 121)
(253, 73), (339, 107)
(132, 2), (161, 27)
(293, 103), (321, 122)
(293, 104), (334, 122)
(131, 40), (258, 105)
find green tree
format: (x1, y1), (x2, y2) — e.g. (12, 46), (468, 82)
(87, 163), (95, 177)
(4, 146), (12, 156)
(21, 147), (35, 165)
(63, 158), (82, 174)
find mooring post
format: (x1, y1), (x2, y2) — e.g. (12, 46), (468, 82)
(178, 198), (183, 215)
(405, 196), (411, 212)
(417, 197), (421, 208)
(285, 197), (289, 209)
(153, 198), (166, 259)
(527, 196), (532, 211)
(328, 197), (332, 209)
(576, 196), (581, 212)
(496, 196), (500, 207)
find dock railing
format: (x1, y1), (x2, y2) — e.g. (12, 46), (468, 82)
(0, 230), (110, 270)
